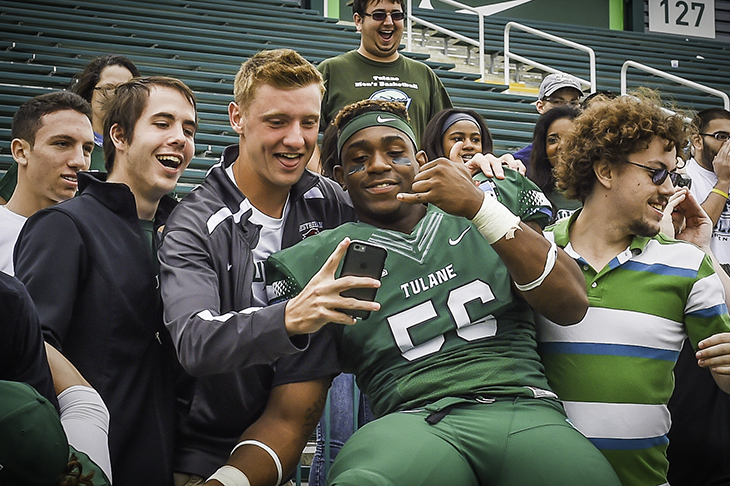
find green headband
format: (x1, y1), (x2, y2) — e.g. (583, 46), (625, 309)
(337, 111), (417, 158)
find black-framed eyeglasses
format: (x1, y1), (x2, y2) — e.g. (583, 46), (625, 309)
(625, 160), (682, 186)
(699, 131), (730, 142)
(362, 10), (406, 21)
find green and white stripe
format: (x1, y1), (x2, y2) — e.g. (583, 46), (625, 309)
(538, 212), (730, 486)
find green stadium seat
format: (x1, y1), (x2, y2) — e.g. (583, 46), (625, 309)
(2, 0), (729, 194)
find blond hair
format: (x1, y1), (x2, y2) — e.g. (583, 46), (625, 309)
(233, 49), (324, 111)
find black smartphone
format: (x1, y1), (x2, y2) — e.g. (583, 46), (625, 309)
(337, 240), (387, 319)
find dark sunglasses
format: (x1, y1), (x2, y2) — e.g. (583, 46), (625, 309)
(363, 10), (406, 21)
(625, 160), (682, 186)
(699, 131), (730, 142)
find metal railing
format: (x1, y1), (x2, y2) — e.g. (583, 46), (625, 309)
(406, 0), (487, 82)
(621, 60), (729, 110)
(503, 21), (596, 93)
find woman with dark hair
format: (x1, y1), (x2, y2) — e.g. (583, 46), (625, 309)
(71, 55), (139, 104)
(70, 55), (140, 171)
(527, 105), (581, 222)
(421, 108), (493, 162)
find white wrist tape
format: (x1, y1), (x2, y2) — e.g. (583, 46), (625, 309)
(514, 240), (558, 292)
(231, 440), (283, 485)
(470, 193), (522, 244)
(207, 466), (251, 486)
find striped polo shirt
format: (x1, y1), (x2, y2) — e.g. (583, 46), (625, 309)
(537, 211), (730, 486)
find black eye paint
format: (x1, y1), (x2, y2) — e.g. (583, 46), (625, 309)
(348, 164), (365, 175)
(392, 157), (411, 165)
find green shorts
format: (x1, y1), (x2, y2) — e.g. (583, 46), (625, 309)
(328, 397), (621, 486)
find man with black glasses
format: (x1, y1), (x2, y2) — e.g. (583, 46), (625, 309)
(534, 72), (583, 113)
(318, 0), (451, 146)
(668, 107), (730, 486)
(685, 108), (730, 271)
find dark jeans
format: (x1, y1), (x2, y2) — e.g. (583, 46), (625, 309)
(309, 373), (374, 486)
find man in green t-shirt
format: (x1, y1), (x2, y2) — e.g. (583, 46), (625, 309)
(318, 0), (451, 147)
(265, 99), (621, 486)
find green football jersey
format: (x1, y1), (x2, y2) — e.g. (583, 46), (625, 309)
(267, 172), (553, 417)
(472, 168), (552, 227)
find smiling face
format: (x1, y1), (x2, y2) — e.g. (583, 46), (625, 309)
(15, 109), (93, 210)
(545, 117), (574, 168)
(611, 136), (678, 238)
(442, 120), (483, 162)
(230, 83), (321, 196)
(335, 125), (425, 232)
(110, 85), (196, 205)
(355, 0), (404, 62)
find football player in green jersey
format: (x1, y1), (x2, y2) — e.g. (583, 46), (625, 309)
(264, 100), (621, 486)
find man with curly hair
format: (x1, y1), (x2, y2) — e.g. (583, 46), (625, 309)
(536, 94), (730, 486)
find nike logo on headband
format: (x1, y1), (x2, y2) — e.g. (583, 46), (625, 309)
(377, 116), (397, 123)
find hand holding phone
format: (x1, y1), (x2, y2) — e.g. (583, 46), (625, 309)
(337, 240), (387, 319)
(284, 238), (382, 334)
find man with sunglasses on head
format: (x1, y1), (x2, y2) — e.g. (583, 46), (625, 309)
(318, 0), (451, 147)
(535, 94), (730, 486)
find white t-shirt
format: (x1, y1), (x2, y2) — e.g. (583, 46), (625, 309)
(0, 205), (27, 275)
(225, 164), (289, 306)
(685, 157), (730, 266)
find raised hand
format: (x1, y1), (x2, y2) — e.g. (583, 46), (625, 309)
(397, 141), (484, 219)
(464, 151), (526, 179)
(284, 238), (381, 335)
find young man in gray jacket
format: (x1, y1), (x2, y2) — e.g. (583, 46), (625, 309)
(159, 49), (378, 485)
